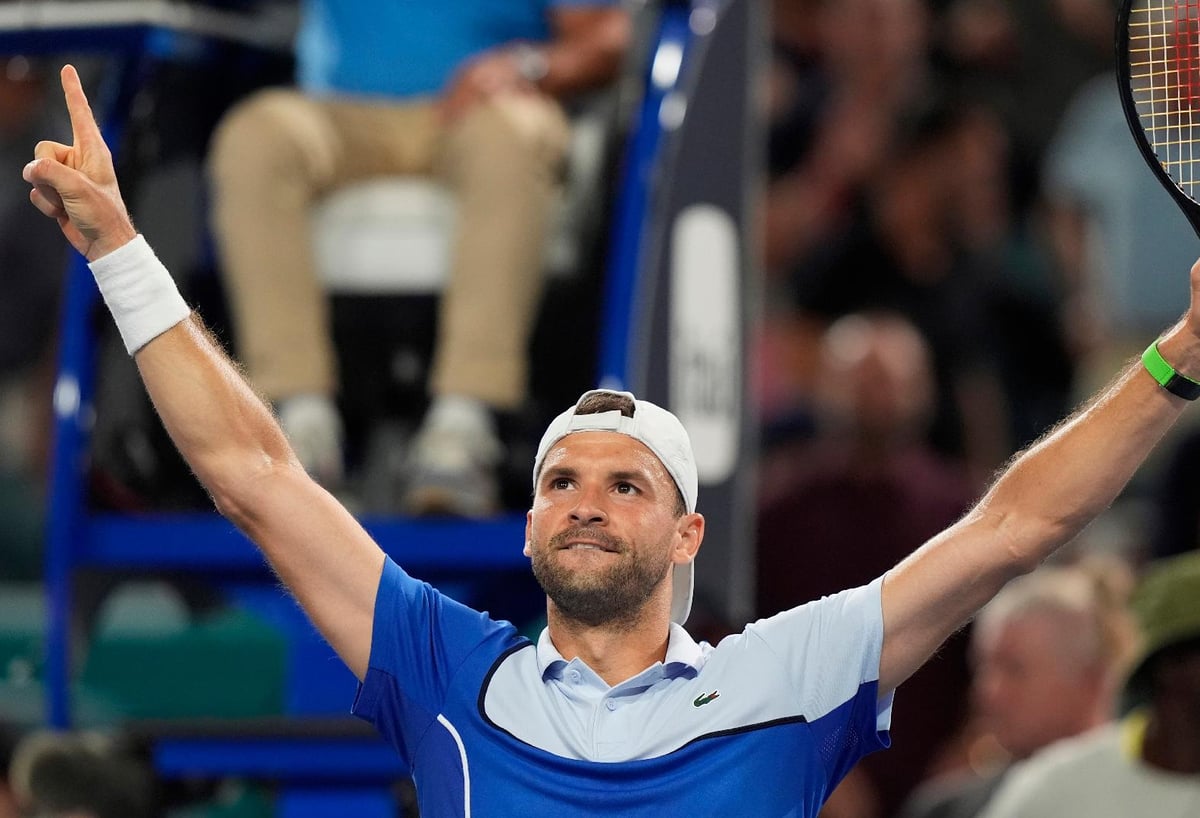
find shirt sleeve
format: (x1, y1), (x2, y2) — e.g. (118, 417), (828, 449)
(352, 557), (513, 767)
(746, 577), (893, 781)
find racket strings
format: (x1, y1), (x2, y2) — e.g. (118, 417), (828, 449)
(1129, 0), (1200, 198)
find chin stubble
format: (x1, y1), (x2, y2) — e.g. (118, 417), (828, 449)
(531, 527), (672, 629)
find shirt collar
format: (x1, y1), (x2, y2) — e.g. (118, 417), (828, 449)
(535, 622), (706, 683)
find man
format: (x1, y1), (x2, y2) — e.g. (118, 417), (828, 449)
(757, 312), (976, 817)
(208, 0), (629, 515)
(900, 560), (1137, 818)
(8, 729), (155, 818)
(976, 550), (1200, 818)
(24, 65), (1200, 815)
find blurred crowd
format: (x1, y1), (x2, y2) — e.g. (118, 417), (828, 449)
(3, 0), (1200, 816)
(754, 0), (1200, 814)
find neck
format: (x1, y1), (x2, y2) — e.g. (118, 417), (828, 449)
(545, 605), (673, 687)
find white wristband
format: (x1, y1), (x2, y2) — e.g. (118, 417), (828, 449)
(88, 234), (191, 355)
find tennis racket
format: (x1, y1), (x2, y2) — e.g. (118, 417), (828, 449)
(1118, 0), (1200, 237)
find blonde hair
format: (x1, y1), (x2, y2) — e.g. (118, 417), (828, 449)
(975, 556), (1140, 681)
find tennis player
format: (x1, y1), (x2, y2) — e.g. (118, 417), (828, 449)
(24, 64), (1200, 816)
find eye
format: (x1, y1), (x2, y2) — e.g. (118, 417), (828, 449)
(615, 482), (638, 495)
(550, 477), (572, 490)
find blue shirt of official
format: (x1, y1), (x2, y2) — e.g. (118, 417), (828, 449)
(297, 0), (620, 100)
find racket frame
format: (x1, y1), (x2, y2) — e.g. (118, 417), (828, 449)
(1116, 0), (1200, 238)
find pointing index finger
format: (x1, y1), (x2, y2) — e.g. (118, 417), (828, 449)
(60, 64), (101, 151)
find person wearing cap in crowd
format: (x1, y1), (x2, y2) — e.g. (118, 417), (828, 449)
(23, 64), (1200, 816)
(975, 550), (1200, 818)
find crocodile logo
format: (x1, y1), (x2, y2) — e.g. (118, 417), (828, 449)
(693, 690), (720, 707)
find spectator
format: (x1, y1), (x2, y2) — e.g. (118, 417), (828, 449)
(757, 312), (976, 818)
(8, 731), (156, 818)
(763, 0), (933, 279)
(976, 550), (1200, 818)
(900, 558), (1138, 818)
(944, 102), (1073, 452)
(208, 0), (630, 516)
(784, 99), (1011, 482)
(938, 0), (1112, 176)
(757, 312), (975, 613)
(757, 0), (936, 430)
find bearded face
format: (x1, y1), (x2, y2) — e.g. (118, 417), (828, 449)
(529, 524), (674, 629)
(526, 431), (700, 630)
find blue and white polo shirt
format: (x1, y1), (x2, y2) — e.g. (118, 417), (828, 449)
(353, 558), (892, 816)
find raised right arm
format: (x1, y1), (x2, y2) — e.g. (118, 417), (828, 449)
(25, 65), (383, 680)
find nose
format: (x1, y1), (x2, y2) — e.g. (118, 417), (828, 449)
(568, 485), (608, 526)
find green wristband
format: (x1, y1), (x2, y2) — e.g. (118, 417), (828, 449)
(1142, 341), (1200, 401)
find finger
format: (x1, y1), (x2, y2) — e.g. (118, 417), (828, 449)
(24, 156), (78, 208)
(29, 187), (65, 220)
(33, 140), (72, 164)
(35, 183), (65, 214)
(60, 64), (102, 151)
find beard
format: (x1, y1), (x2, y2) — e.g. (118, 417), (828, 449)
(530, 526), (673, 629)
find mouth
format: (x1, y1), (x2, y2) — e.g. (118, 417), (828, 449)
(562, 541), (617, 553)
(551, 529), (621, 554)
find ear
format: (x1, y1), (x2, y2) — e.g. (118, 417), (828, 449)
(523, 509), (534, 558)
(671, 512), (705, 566)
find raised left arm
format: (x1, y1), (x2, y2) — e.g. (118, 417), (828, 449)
(877, 262), (1200, 692)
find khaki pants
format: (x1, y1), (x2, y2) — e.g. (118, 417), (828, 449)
(207, 89), (571, 409)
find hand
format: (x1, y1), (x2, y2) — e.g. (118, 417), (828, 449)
(22, 65), (136, 261)
(1155, 258), (1200, 379)
(1183, 257), (1200, 343)
(438, 49), (539, 124)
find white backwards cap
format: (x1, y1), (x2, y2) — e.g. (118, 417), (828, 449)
(533, 389), (698, 625)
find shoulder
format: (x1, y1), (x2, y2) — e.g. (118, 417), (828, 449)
(746, 579), (886, 654)
(726, 579), (886, 714)
(370, 557), (521, 671)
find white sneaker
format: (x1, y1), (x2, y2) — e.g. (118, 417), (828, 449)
(277, 393), (345, 487)
(402, 397), (503, 518)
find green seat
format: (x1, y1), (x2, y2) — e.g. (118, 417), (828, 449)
(0, 678), (126, 729)
(80, 606), (287, 720)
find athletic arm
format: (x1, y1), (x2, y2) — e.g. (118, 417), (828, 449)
(24, 65), (383, 680)
(133, 316), (385, 681)
(876, 265), (1200, 693)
